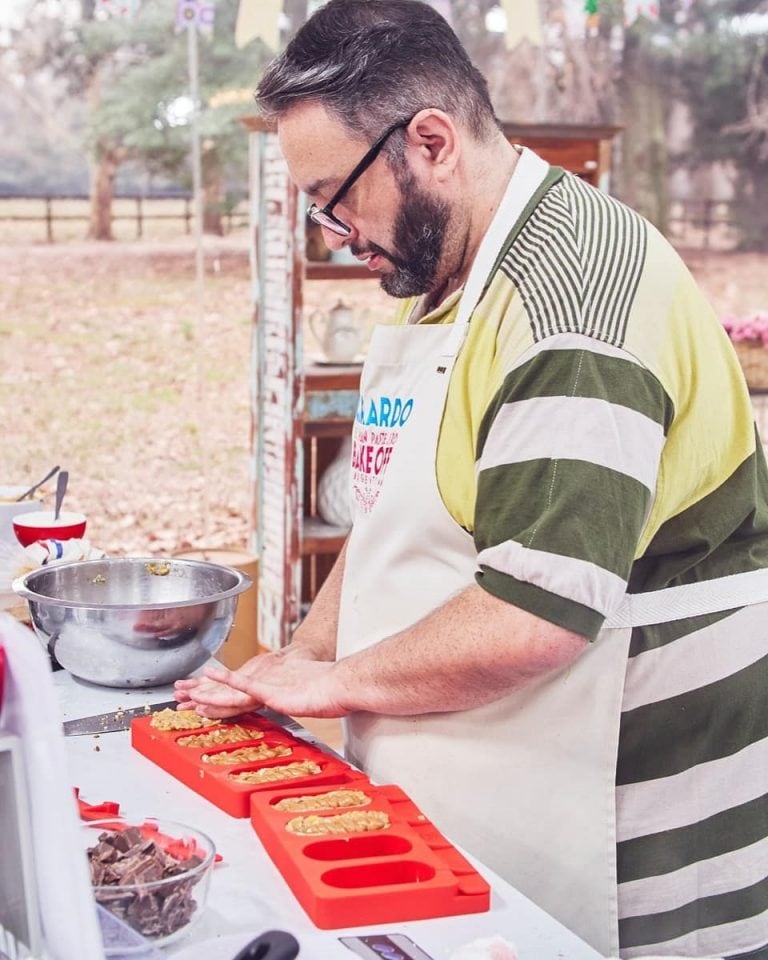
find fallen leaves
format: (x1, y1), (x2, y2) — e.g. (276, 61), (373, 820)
(0, 236), (758, 560)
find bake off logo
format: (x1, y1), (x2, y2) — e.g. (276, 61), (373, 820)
(352, 392), (414, 512)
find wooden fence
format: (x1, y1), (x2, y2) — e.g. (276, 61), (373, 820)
(0, 192), (740, 248)
(0, 194), (249, 243)
(666, 197), (739, 250)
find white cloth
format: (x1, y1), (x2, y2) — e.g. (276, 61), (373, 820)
(448, 935), (518, 960)
(0, 613), (105, 960)
(1, 538), (106, 610)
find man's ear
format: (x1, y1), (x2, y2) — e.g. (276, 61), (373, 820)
(405, 109), (460, 183)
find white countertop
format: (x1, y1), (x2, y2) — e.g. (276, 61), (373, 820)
(56, 670), (603, 960)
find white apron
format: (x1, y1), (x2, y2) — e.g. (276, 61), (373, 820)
(337, 151), (768, 956)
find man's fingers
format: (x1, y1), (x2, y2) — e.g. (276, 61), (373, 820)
(206, 666), (261, 698)
(204, 666), (231, 684)
(194, 704), (247, 720)
(187, 683), (253, 708)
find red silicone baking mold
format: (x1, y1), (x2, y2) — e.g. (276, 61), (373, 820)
(131, 713), (361, 818)
(249, 780), (490, 928)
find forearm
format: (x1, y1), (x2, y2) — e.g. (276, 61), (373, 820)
(287, 538), (348, 661)
(333, 583), (588, 715)
(191, 578), (587, 721)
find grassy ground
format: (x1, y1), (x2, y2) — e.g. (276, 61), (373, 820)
(0, 235), (765, 559)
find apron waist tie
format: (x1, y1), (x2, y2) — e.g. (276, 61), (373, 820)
(606, 567), (768, 628)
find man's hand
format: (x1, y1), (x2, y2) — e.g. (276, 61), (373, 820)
(174, 674), (257, 719)
(174, 644), (346, 719)
(201, 655), (346, 718)
(175, 542), (348, 719)
(174, 653), (266, 718)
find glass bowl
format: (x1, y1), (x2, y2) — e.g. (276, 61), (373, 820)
(82, 817), (215, 949)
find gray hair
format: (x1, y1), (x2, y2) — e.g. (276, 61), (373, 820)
(255, 0), (501, 164)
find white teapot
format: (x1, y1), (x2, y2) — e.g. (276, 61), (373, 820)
(309, 299), (370, 364)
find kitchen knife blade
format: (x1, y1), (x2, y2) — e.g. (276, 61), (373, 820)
(62, 699), (179, 736)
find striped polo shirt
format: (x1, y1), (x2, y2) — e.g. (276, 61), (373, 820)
(393, 155), (768, 957)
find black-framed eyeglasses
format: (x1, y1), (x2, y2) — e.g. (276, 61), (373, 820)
(307, 116), (415, 237)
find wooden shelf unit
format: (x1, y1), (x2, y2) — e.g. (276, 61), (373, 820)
(501, 122), (620, 190)
(300, 363), (361, 601)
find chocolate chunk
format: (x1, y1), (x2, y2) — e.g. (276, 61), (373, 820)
(119, 854), (164, 885)
(111, 827), (142, 851)
(90, 840), (119, 863)
(87, 827), (204, 941)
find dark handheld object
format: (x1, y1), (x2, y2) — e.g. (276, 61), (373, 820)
(14, 464), (60, 501)
(232, 930), (300, 960)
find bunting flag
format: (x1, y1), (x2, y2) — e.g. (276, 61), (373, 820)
(624, 0), (660, 25)
(97, 0), (141, 17)
(235, 0), (282, 49)
(499, 0), (543, 48)
(560, 0), (586, 38)
(176, 0), (215, 35)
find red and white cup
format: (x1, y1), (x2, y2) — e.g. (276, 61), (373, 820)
(12, 510), (87, 548)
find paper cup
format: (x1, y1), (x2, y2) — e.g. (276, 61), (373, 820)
(0, 486), (43, 545)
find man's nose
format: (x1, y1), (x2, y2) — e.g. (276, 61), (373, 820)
(321, 224), (352, 252)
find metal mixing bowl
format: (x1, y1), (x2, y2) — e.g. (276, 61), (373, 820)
(15, 557), (252, 688)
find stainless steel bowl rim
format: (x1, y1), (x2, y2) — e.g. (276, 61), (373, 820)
(17, 557), (252, 610)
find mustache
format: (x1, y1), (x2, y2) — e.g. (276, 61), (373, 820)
(350, 241), (408, 271)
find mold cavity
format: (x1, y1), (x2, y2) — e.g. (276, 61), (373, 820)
(321, 860), (435, 889)
(303, 835), (412, 861)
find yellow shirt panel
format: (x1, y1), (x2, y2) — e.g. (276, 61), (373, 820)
(623, 229), (756, 554)
(392, 271), (533, 532)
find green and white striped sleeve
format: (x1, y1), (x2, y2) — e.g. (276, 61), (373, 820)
(473, 333), (675, 639)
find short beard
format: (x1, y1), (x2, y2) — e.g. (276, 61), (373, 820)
(368, 171), (451, 299)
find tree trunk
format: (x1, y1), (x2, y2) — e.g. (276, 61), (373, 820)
(202, 144), (225, 236)
(615, 32), (669, 232)
(87, 145), (120, 241)
(736, 163), (768, 251)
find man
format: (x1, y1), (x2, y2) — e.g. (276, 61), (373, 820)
(176, 2), (768, 956)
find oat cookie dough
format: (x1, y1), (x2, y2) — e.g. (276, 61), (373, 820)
(273, 789), (371, 812)
(231, 760), (321, 783)
(177, 725), (263, 748)
(286, 810), (390, 835)
(202, 743), (292, 765)
(150, 709), (217, 732)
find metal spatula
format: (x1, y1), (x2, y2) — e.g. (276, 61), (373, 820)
(53, 470), (69, 521)
(14, 465), (60, 502)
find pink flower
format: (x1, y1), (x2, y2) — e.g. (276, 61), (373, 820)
(722, 312), (768, 347)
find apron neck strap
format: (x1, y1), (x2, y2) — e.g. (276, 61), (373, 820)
(440, 148), (549, 361)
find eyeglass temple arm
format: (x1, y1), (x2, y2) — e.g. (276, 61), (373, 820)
(323, 118), (411, 212)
